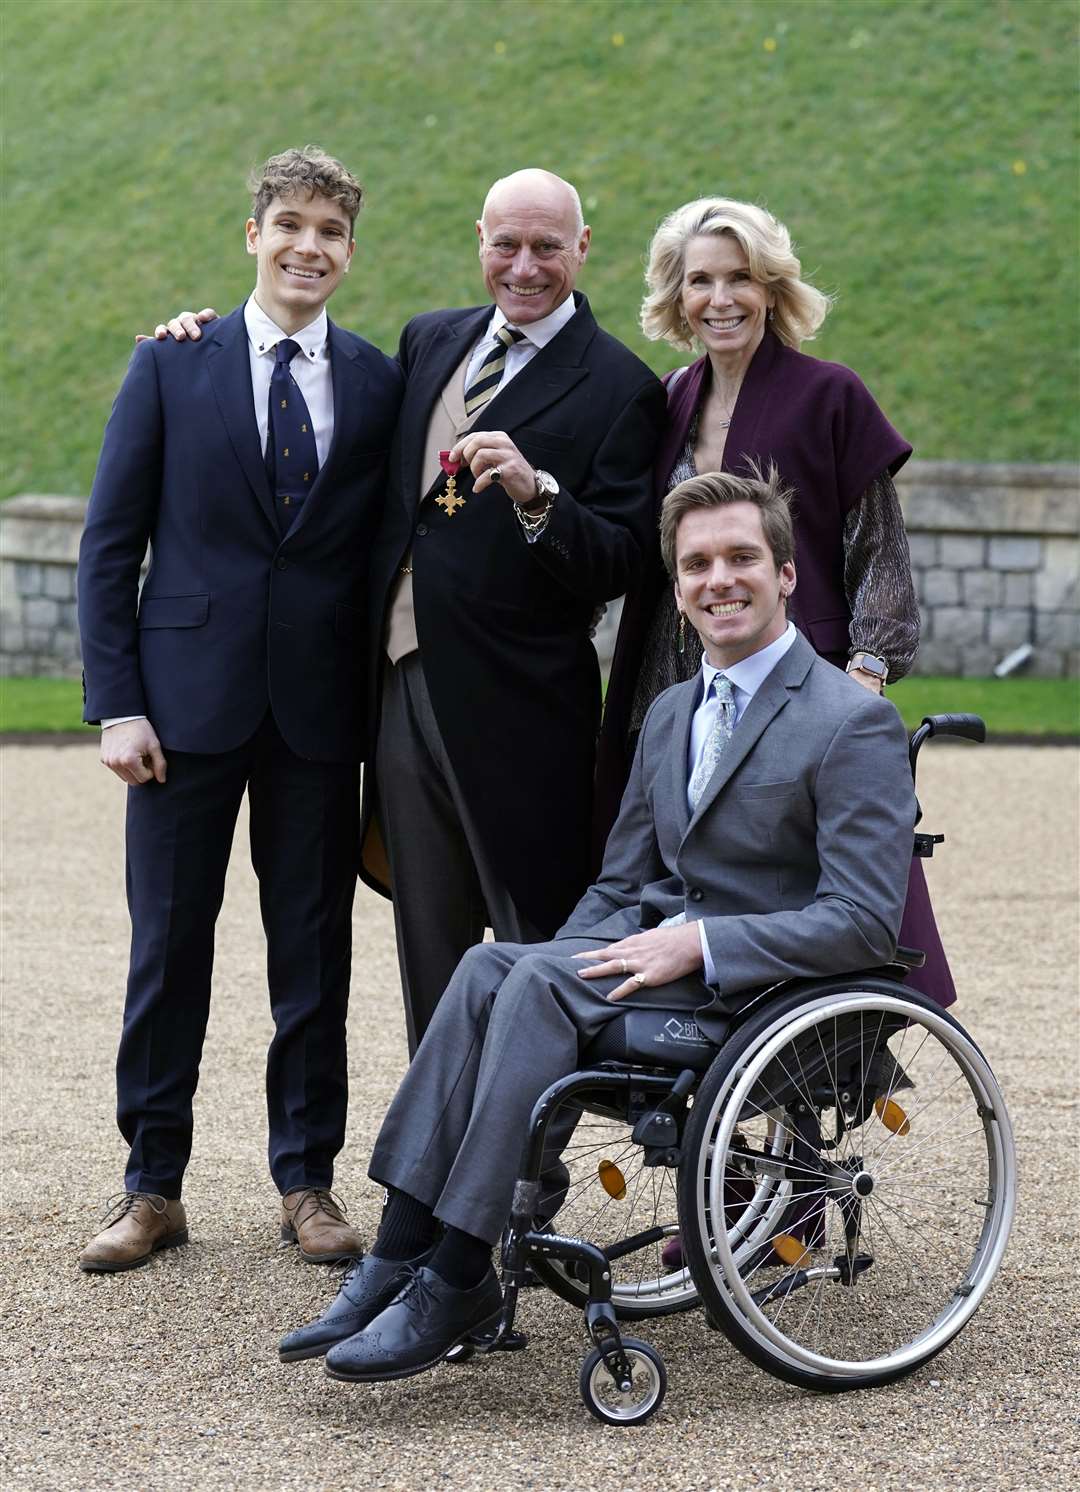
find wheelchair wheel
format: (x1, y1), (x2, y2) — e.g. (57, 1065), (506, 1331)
(579, 1337), (666, 1425)
(528, 1106), (698, 1318)
(678, 982), (1015, 1392)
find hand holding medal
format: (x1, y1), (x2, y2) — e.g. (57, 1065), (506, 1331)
(449, 431), (539, 506)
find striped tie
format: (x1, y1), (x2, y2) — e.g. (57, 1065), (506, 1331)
(463, 326), (526, 417)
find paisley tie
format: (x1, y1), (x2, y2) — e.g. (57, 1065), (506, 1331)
(688, 672), (736, 809)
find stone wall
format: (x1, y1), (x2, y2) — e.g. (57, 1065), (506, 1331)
(896, 461), (1078, 678)
(2, 462), (1078, 680)
(0, 496), (87, 679)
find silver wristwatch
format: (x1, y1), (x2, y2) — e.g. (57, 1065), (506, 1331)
(532, 468), (559, 502)
(846, 651), (889, 684)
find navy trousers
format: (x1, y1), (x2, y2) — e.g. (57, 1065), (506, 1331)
(116, 713), (359, 1197)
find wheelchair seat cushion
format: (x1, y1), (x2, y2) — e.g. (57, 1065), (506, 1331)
(581, 1007), (727, 1072)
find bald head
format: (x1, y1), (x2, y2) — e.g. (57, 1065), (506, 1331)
(481, 169), (585, 237)
(476, 169), (591, 325)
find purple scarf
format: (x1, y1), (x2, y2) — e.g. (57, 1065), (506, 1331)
(655, 331), (911, 657)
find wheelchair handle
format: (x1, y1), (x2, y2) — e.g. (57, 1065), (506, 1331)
(909, 712), (986, 779)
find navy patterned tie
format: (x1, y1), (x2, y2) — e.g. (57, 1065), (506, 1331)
(266, 338), (319, 532)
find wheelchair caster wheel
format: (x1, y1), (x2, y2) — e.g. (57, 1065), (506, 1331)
(579, 1337), (666, 1425)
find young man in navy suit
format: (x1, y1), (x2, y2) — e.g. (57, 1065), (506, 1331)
(77, 147), (403, 1272)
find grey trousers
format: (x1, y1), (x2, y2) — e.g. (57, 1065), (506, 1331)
(368, 938), (714, 1245)
(376, 654), (542, 1054)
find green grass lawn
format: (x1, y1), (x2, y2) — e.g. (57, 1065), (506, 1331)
(2, 0), (1077, 506)
(2, 673), (1076, 738)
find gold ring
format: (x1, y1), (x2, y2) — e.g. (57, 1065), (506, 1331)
(620, 958), (628, 974)
(632, 972), (646, 987)
(489, 466), (503, 484)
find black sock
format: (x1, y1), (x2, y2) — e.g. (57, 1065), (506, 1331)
(371, 1188), (438, 1261)
(428, 1226), (492, 1289)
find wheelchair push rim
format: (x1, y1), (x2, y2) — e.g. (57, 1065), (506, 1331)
(682, 989), (1015, 1389)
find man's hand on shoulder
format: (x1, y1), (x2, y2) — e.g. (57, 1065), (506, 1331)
(100, 719), (167, 786)
(135, 308), (219, 345)
(574, 923), (703, 1001)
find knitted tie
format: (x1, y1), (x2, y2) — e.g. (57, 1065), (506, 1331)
(688, 673), (736, 809)
(463, 326), (526, 417)
(266, 338), (319, 532)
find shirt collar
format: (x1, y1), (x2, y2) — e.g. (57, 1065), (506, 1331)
(486, 292), (577, 351)
(701, 621), (797, 701)
(244, 295), (328, 361)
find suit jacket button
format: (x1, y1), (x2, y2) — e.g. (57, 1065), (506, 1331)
(275, 557), (288, 571)
(689, 887), (704, 902)
(415, 523), (429, 537)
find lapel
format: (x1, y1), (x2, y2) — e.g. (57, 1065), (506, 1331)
(684, 632), (815, 832)
(398, 294), (598, 514)
(722, 328), (782, 477)
(664, 674), (704, 839)
(475, 292), (594, 434)
(204, 306), (278, 535)
(285, 319), (368, 540)
(399, 306), (490, 516)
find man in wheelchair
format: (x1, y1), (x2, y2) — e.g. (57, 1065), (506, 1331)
(280, 465), (917, 1383)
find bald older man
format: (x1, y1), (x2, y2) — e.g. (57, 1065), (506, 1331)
(359, 169), (666, 1050)
(157, 170), (665, 1053)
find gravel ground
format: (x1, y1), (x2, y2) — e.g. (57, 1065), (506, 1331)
(1, 740), (1078, 1492)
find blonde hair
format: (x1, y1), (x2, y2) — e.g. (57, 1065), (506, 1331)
(641, 196), (832, 351)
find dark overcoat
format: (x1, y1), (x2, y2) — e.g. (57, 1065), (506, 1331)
(359, 293), (666, 936)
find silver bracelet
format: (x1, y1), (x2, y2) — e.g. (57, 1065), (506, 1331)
(514, 496), (554, 535)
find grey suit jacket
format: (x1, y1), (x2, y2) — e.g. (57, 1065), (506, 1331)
(559, 631), (915, 1005)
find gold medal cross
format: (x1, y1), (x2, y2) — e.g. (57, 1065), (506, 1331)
(436, 474), (466, 517)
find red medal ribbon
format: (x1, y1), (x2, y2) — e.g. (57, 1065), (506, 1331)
(438, 450), (462, 476)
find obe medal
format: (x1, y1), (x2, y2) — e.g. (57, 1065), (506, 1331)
(437, 451), (466, 517)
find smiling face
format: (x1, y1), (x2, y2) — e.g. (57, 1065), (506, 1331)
(477, 174), (590, 325)
(674, 502), (795, 668)
(246, 190), (354, 333)
(680, 233), (773, 366)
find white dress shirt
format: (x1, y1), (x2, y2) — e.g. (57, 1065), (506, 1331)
(102, 299), (336, 731)
(687, 622), (798, 982)
(462, 293), (577, 396)
(244, 296), (334, 467)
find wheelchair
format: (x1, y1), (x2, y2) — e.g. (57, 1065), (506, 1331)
(448, 714), (1016, 1424)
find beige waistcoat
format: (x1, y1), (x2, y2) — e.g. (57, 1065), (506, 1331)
(385, 350), (480, 663)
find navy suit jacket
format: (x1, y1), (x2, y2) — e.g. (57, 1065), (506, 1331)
(78, 304), (403, 763)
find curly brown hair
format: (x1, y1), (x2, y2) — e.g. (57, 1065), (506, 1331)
(249, 146), (363, 233)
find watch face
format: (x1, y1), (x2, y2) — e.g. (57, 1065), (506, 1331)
(535, 468), (559, 497)
(853, 654), (888, 679)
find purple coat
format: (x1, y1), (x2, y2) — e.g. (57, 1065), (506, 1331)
(596, 332), (955, 1007)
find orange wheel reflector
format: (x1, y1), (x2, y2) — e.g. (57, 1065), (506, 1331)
(598, 1160), (627, 1199)
(771, 1234), (810, 1268)
(874, 1096), (911, 1135)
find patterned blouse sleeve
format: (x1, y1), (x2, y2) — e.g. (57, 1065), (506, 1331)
(843, 470), (920, 681)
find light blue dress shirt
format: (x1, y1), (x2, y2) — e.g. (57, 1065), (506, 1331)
(688, 623), (798, 983)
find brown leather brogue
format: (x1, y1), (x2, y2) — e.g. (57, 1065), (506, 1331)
(78, 1191), (188, 1273)
(281, 1188), (364, 1263)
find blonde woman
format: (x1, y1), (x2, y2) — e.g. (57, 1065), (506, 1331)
(598, 197), (950, 1006)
